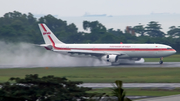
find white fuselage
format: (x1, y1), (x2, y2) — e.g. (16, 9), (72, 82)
(52, 43), (176, 58)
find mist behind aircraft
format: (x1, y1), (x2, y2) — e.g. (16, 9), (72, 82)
(0, 41), (108, 68)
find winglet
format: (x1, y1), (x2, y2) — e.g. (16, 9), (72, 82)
(38, 23), (64, 45)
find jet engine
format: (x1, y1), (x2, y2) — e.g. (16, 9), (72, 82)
(101, 55), (118, 62)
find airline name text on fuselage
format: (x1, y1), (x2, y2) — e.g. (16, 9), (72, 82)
(43, 32), (51, 35)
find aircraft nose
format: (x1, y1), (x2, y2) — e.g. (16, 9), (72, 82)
(172, 49), (176, 54)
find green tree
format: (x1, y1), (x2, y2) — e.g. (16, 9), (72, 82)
(145, 21), (165, 37)
(112, 80), (131, 101)
(27, 13), (37, 25)
(0, 11), (40, 43)
(83, 21), (106, 33)
(83, 21), (107, 42)
(97, 33), (121, 43)
(133, 24), (146, 36)
(167, 26), (180, 38)
(0, 74), (92, 101)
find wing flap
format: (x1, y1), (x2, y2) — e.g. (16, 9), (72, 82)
(67, 50), (125, 57)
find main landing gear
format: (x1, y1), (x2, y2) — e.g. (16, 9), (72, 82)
(159, 57), (163, 64)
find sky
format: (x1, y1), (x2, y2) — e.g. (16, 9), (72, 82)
(1, 0), (180, 17)
(0, 0), (180, 33)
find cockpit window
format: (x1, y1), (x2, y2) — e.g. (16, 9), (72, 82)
(167, 48), (172, 49)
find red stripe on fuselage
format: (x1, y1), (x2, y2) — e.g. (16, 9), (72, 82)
(40, 24), (47, 32)
(47, 35), (175, 52)
(69, 48), (175, 51)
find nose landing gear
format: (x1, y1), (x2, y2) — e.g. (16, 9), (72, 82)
(159, 57), (163, 64)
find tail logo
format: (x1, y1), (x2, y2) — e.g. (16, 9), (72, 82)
(43, 32), (51, 35)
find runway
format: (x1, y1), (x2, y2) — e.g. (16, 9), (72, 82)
(81, 83), (180, 100)
(112, 62), (180, 67)
(81, 83), (180, 89)
(0, 62), (180, 68)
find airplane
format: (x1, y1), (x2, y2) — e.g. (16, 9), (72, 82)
(38, 23), (176, 65)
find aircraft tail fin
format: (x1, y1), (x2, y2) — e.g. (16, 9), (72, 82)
(38, 23), (64, 45)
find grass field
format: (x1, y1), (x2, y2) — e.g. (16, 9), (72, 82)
(144, 54), (180, 62)
(1, 67), (180, 83)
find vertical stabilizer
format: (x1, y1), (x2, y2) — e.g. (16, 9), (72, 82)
(38, 23), (64, 44)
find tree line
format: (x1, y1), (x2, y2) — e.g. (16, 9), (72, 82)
(0, 11), (180, 52)
(0, 74), (131, 101)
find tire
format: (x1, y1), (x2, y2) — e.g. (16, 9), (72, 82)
(159, 61), (163, 64)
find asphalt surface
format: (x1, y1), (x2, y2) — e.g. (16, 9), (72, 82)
(81, 83), (180, 89)
(112, 62), (180, 67)
(0, 62), (180, 68)
(134, 94), (180, 101)
(81, 83), (180, 100)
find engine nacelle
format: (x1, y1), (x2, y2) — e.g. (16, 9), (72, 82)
(101, 55), (118, 62)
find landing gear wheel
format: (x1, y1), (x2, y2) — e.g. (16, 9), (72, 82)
(159, 57), (163, 64)
(159, 60), (163, 64)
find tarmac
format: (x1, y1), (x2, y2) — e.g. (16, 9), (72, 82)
(81, 83), (180, 88)
(81, 83), (180, 100)
(111, 62), (180, 68)
(134, 94), (180, 101)
(0, 62), (180, 68)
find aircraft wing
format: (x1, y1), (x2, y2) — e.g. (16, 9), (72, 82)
(54, 49), (126, 57)
(38, 44), (128, 58)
